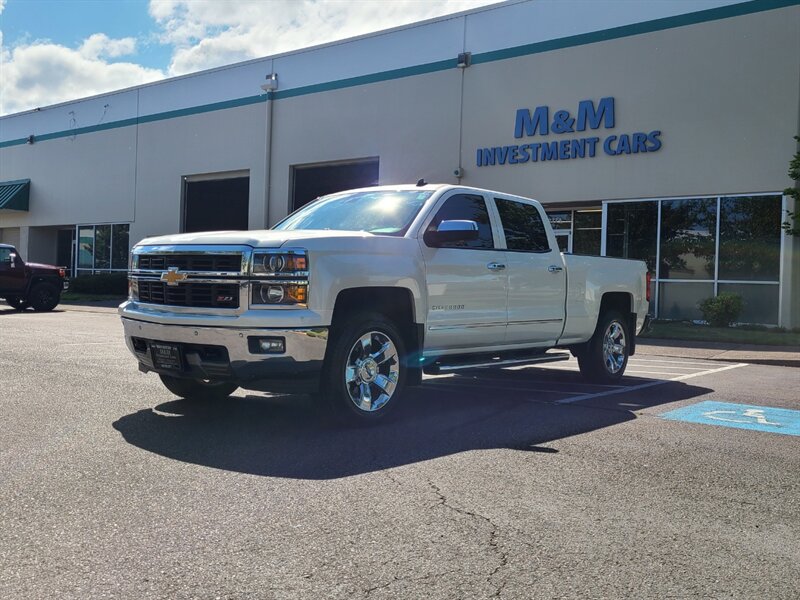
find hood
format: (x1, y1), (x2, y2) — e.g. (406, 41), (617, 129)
(136, 229), (382, 248)
(26, 262), (63, 273)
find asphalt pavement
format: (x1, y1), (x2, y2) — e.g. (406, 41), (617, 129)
(1, 305), (799, 599)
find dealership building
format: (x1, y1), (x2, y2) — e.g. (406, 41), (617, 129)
(1, 0), (798, 326)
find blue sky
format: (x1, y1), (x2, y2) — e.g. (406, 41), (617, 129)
(0, 0), (495, 115)
(2, 0), (169, 69)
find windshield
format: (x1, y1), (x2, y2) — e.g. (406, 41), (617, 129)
(274, 190), (433, 236)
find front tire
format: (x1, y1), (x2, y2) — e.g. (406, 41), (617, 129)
(577, 310), (630, 383)
(320, 312), (407, 424)
(159, 374), (238, 401)
(6, 295), (29, 311)
(28, 284), (60, 312)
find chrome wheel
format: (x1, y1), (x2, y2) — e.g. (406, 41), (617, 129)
(602, 320), (627, 374)
(345, 331), (399, 412)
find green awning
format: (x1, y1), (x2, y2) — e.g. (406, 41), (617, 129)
(0, 179), (30, 211)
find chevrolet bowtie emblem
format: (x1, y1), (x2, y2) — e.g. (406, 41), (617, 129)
(161, 267), (188, 286)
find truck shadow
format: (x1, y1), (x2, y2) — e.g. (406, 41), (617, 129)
(0, 307), (66, 316)
(112, 375), (711, 480)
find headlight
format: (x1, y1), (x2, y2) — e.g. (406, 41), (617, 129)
(250, 249), (308, 307)
(252, 250), (307, 276)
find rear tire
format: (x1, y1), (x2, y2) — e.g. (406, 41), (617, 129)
(28, 284), (60, 312)
(6, 295), (29, 311)
(319, 311), (407, 424)
(159, 374), (238, 401)
(577, 310), (630, 383)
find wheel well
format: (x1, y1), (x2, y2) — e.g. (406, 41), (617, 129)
(331, 287), (423, 385)
(600, 292), (632, 316)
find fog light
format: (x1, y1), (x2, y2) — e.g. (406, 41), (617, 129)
(248, 336), (286, 354)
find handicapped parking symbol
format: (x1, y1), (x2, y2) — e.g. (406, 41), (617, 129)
(660, 401), (800, 436)
(702, 408), (781, 427)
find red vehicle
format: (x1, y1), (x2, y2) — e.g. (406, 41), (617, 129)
(0, 243), (69, 311)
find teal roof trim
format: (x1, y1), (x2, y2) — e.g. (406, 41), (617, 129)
(0, 94), (266, 149)
(270, 58), (454, 100)
(0, 178), (30, 211)
(0, 0), (796, 149)
(471, 0), (799, 65)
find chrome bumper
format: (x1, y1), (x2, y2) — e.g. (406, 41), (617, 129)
(121, 317), (328, 390)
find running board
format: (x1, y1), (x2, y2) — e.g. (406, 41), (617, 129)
(424, 351), (571, 375)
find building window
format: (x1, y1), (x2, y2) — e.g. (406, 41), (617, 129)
(603, 194), (782, 324)
(573, 210), (602, 256)
(606, 201), (658, 271)
(75, 223), (130, 275)
(718, 196), (781, 281)
(659, 198), (716, 280)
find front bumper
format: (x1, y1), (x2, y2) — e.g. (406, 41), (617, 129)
(121, 317), (328, 392)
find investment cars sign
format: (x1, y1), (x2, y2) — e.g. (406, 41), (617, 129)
(475, 97), (662, 167)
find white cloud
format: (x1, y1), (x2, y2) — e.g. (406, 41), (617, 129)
(0, 0), (495, 115)
(0, 35), (164, 115)
(148, 0), (496, 76)
(0, 0), (6, 15)
(79, 33), (138, 59)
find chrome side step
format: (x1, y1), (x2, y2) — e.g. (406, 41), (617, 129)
(424, 351), (571, 375)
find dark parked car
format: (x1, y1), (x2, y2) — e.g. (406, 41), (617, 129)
(0, 243), (69, 311)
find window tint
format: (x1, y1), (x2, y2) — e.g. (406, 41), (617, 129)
(495, 199), (550, 252)
(427, 194), (494, 249)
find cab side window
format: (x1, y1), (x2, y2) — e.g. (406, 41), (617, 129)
(0, 248), (12, 267)
(426, 194), (494, 249)
(495, 198), (551, 253)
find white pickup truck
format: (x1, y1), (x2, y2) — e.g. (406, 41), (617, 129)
(120, 184), (650, 422)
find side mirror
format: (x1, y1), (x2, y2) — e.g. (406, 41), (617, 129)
(424, 220), (479, 247)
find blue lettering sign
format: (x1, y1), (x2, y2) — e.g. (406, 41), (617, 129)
(576, 97), (615, 131)
(478, 100), (659, 168)
(514, 106), (549, 138)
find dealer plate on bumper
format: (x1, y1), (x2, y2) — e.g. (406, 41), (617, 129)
(149, 342), (183, 371)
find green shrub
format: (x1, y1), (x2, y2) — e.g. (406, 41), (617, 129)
(698, 292), (744, 328)
(69, 272), (128, 295)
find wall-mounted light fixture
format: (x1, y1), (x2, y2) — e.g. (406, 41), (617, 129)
(457, 52), (472, 68)
(260, 73), (279, 92)
(26, 135), (34, 145)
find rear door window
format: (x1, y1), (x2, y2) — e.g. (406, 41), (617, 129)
(495, 198), (551, 252)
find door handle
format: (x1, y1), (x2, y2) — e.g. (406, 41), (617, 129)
(548, 265), (563, 273)
(487, 262), (506, 271)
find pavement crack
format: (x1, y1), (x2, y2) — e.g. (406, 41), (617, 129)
(426, 479), (509, 598)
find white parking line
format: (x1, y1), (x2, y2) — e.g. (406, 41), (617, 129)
(426, 381), (586, 396)
(625, 367), (705, 375)
(628, 362), (721, 370)
(555, 362), (748, 404)
(628, 357), (724, 367)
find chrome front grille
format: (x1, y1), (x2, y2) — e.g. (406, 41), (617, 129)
(130, 245), (250, 311)
(137, 254), (242, 272)
(137, 281), (240, 308)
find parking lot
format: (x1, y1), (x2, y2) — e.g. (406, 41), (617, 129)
(1, 306), (799, 599)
